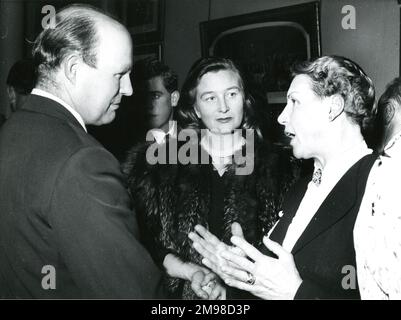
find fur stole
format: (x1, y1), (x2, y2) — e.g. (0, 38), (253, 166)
(123, 137), (299, 298)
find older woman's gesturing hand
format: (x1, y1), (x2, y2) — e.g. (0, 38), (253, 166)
(219, 236), (303, 300)
(188, 223), (245, 280)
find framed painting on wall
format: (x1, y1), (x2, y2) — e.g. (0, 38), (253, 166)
(118, 0), (165, 44)
(133, 42), (163, 63)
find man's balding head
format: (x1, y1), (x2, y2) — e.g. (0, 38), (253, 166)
(32, 4), (126, 88)
(32, 4), (133, 126)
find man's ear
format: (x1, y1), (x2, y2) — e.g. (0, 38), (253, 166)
(328, 94), (345, 121)
(62, 54), (81, 85)
(170, 90), (180, 107)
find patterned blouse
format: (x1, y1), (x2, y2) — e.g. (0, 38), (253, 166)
(354, 132), (401, 299)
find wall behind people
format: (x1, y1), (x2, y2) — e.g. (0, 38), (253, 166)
(1, 0), (398, 152)
(164, 0), (399, 97)
(0, 1), (25, 120)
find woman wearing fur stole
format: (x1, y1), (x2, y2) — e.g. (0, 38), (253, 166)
(123, 57), (299, 299)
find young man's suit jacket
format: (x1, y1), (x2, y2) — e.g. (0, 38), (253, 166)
(0, 94), (162, 298)
(264, 153), (377, 299)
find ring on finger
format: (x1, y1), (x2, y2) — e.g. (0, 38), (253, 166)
(245, 271), (256, 285)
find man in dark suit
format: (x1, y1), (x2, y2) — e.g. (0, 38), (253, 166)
(0, 4), (162, 298)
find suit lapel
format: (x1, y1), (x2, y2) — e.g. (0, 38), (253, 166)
(291, 154), (374, 254)
(269, 175), (310, 245)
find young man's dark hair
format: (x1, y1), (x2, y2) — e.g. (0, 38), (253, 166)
(135, 58), (178, 93)
(132, 58), (180, 136)
(6, 58), (36, 113)
(6, 58), (36, 94)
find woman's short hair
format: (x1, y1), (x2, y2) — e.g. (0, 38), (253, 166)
(177, 57), (260, 135)
(291, 55), (376, 132)
(377, 77), (401, 126)
(372, 77), (401, 149)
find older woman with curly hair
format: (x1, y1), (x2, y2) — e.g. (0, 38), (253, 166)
(123, 57), (298, 299)
(190, 55), (377, 299)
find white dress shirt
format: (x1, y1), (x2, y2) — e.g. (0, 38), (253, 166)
(355, 131), (401, 299)
(279, 141), (371, 252)
(31, 88), (87, 132)
(149, 120), (177, 144)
